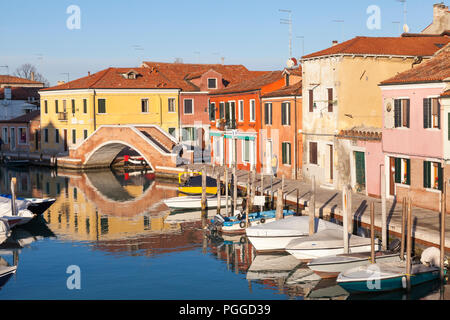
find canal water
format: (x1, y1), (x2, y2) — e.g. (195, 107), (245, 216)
(0, 165), (448, 300)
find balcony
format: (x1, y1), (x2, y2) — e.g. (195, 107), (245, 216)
(58, 112), (68, 121)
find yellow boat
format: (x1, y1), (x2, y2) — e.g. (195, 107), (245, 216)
(178, 172), (219, 195)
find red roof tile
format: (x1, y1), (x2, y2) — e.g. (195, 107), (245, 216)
(261, 81), (302, 98)
(302, 36), (450, 59)
(380, 42), (450, 85)
(210, 71), (284, 95)
(0, 75), (44, 86)
(442, 89), (450, 97)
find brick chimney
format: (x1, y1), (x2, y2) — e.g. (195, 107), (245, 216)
(434, 2), (448, 19)
(30, 71), (35, 81)
(332, 40), (339, 46)
(423, 2), (450, 34)
(57, 81), (65, 86)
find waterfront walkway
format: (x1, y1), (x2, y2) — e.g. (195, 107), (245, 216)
(184, 164), (449, 252)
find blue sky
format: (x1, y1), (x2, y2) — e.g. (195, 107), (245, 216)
(0, 0), (443, 85)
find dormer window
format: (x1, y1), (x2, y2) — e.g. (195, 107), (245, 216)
(122, 70), (140, 79)
(208, 78), (217, 89)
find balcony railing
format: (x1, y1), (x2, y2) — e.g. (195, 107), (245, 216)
(58, 112), (68, 121)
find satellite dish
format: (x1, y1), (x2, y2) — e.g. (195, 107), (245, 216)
(403, 24), (410, 33)
(286, 58), (296, 68)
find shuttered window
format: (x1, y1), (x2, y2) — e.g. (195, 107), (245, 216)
(328, 88), (333, 112)
(209, 102), (216, 121)
(309, 142), (318, 165)
(242, 139), (250, 163)
(424, 98), (441, 129)
(238, 100), (244, 122)
(55, 100), (59, 113)
(83, 99), (87, 114)
(71, 99), (76, 114)
(282, 142), (291, 165)
(423, 161), (443, 190)
(44, 100), (48, 114)
(309, 90), (314, 112)
(282, 102), (291, 125)
(264, 103), (272, 125)
(184, 99), (193, 114)
(98, 99), (106, 114)
(394, 99), (410, 128)
(219, 102), (225, 119)
(394, 157), (410, 185)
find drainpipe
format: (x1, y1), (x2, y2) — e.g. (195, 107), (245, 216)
(93, 89), (97, 131)
(294, 95), (298, 180)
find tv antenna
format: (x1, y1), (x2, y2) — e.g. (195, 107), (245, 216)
(396, 0), (408, 32)
(279, 9), (293, 58)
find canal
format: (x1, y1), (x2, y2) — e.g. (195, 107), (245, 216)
(0, 165), (448, 300)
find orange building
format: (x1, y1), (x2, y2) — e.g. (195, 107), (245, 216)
(208, 71), (285, 172)
(261, 76), (302, 179)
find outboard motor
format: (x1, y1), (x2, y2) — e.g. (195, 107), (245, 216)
(388, 238), (401, 253)
(208, 214), (226, 233)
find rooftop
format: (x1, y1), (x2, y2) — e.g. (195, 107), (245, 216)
(0, 75), (44, 86)
(302, 36), (450, 59)
(261, 81), (302, 98)
(380, 42), (450, 85)
(0, 87), (40, 100)
(210, 70), (284, 95)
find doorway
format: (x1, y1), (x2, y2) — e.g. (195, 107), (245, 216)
(354, 151), (366, 193)
(328, 145), (333, 182)
(63, 129), (68, 152)
(266, 140), (272, 174)
(389, 157), (395, 196)
(10, 128), (15, 151)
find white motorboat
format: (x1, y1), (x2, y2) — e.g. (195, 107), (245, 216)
(1, 209), (35, 228)
(246, 216), (341, 253)
(246, 254), (301, 280)
(286, 229), (380, 262)
(307, 239), (402, 278)
(0, 257), (17, 289)
(163, 195), (241, 211)
(0, 218), (10, 245)
(0, 195), (55, 228)
(164, 209), (217, 223)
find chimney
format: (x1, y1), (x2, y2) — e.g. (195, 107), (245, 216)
(332, 40), (339, 46)
(57, 81), (65, 86)
(30, 72), (35, 81)
(221, 57), (225, 65)
(88, 71), (91, 76)
(434, 2), (448, 20)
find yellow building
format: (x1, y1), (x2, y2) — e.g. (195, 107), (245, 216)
(39, 68), (181, 154)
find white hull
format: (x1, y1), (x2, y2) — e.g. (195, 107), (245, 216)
(287, 244), (381, 261)
(165, 210), (217, 223)
(308, 253), (401, 276)
(248, 236), (303, 252)
(163, 196), (239, 210)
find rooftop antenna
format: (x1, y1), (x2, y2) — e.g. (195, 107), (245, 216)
(396, 0), (409, 33)
(60, 73), (69, 83)
(131, 45), (144, 66)
(0, 65), (8, 75)
(332, 20), (345, 42)
(279, 9), (293, 58)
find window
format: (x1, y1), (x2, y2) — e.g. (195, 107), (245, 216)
(55, 129), (59, 144)
(168, 127), (176, 137)
(18, 128), (27, 144)
(281, 102), (291, 125)
(238, 100), (244, 122)
(219, 102), (225, 119)
(309, 142), (318, 165)
(141, 99), (149, 113)
(250, 100), (256, 122)
(55, 100), (59, 113)
(72, 129), (76, 144)
(44, 100), (48, 114)
(83, 130), (88, 140)
(97, 99), (106, 114)
(63, 100), (67, 112)
(168, 98), (176, 113)
(207, 78), (217, 89)
(423, 98), (440, 129)
(423, 161), (443, 190)
(2, 127), (7, 144)
(242, 139), (250, 163)
(83, 99), (87, 114)
(182, 127), (197, 141)
(328, 88), (333, 112)
(226, 101), (236, 127)
(264, 102), (272, 125)
(394, 158), (410, 185)
(44, 129), (48, 143)
(209, 102), (216, 121)
(394, 99), (410, 128)
(309, 90), (314, 112)
(71, 99), (75, 114)
(282, 142), (291, 165)
(184, 99), (193, 114)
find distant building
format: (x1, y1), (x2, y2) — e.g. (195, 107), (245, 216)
(0, 87), (40, 120)
(0, 110), (40, 153)
(422, 2), (450, 35)
(0, 74), (44, 88)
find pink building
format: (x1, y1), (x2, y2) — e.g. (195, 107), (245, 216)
(380, 43), (449, 212)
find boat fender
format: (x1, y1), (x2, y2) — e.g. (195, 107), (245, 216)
(260, 218), (266, 224)
(239, 221), (246, 229)
(421, 247), (444, 267)
(401, 276), (407, 289)
(239, 236), (246, 244)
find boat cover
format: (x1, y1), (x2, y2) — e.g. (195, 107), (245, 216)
(0, 196), (29, 216)
(246, 216), (341, 237)
(286, 229), (376, 250)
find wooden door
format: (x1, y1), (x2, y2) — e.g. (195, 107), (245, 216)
(355, 151), (366, 191)
(329, 145), (333, 182)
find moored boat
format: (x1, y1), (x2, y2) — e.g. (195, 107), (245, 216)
(285, 229), (380, 262)
(163, 195), (241, 211)
(246, 216), (341, 253)
(178, 173), (219, 195)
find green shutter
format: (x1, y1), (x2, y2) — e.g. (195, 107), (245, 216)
(406, 159), (411, 185)
(282, 143), (286, 164)
(395, 158), (401, 183)
(448, 113), (450, 141)
(423, 161), (430, 188)
(438, 163), (443, 191)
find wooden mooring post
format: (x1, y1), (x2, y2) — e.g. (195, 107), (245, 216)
(201, 167), (207, 218)
(276, 188), (283, 220)
(441, 181), (447, 282)
(10, 177), (17, 216)
(406, 197), (412, 292)
(233, 164), (237, 216)
(250, 168), (256, 213)
(216, 171), (222, 215)
(380, 164), (387, 250)
(225, 168), (229, 216)
(246, 175), (250, 228)
(370, 201), (375, 264)
(342, 185), (349, 254)
(309, 176), (316, 235)
(400, 197), (406, 260)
